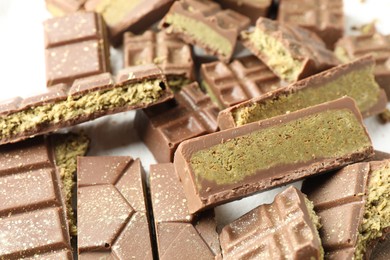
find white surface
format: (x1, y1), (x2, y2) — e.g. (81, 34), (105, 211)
(1, 0), (389, 228)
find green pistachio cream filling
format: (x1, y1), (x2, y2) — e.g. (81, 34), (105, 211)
(304, 197), (324, 260)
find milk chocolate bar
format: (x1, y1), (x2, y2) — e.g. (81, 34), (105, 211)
(44, 12), (110, 87)
(302, 160), (390, 259)
(0, 64), (172, 145)
(241, 17), (339, 82)
(124, 30), (194, 90)
(45, 0), (86, 16)
(150, 163), (220, 259)
(215, 0), (272, 24)
(160, 0), (250, 62)
(174, 97), (373, 213)
(0, 136), (72, 259)
(335, 32), (390, 98)
(135, 82), (219, 163)
(201, 55), (284, 109)
(278, 0), (344, 49)
(85, 0), (174, 45)
(77, 156), (153, 259)
(217, 56), (387, 130)
(220, 186), (323, 259)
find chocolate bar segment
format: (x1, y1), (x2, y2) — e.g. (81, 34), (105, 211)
(241, 17), (339, 82)
(174, 97), (373, 213)
(201, 55), (284, 109)
(215, 0), (271, 24)
(220, 186), (323, 259)
(135, 82), (219, 163)
(0, 64), (173, 145)
(217, 56), (387, 130)
(277, 0), (344, 49)
(77, 156), (153, 259)
(160, 0), (250, 62)
(44, 12), (110, 87)
(0, 136), (71, 259)
(302, 160), (390, 259)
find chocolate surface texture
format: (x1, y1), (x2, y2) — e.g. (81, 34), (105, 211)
(220, 186), (323, 259)
(77, 156), (153, 259)
(215, 0), (272, 24)
(217, 56), (387, 130)
(135, 82), (219, 163)
(174, 97), (373, 213)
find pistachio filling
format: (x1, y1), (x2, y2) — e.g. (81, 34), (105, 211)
(334, 46), (351, 63)
(355, 162), (390, 260)
(0, 79), (164, 139)
(233, 67), (379, 127)
(167, 76), (191, 93)
(201, 80), (225, 109)
(304, 197), (324, 260)
(94, 0), (141, 26)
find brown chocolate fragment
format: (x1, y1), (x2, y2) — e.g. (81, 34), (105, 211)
(379, 108), (390, 123)
(44, 12), (110, 87)
(174, 97), (373, 213)
(77, 156), (153, 259)
(371, 234), (390, 260)
(150, 163), (220, 259)
(372, 150), (390, 161)
(201, 55), (284, 109)
(160, 0), (250, 62)
(220, 186), (323, 259)
(135, 82), (219, 163)
(0, 136), (72, 259)
(278, 0), (344, 49)
(45, 0), (86, 17)
(215, 0), (272, 24)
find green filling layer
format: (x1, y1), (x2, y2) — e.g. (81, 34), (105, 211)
(167, 76), (191, 93)
(165, 13), (232, 59)
(202, 80), (225, 109)
(95, 0), (141, 26)
(355, 162), (390, 260)
(190, 109), (370, 190)
(334, 46), (351, 63)
(0, 80), (164, 139)
(304, 197), (325, 260)
(233, 67), (379, 127)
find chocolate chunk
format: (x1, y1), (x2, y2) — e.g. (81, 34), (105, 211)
(135, 82), (219, 163)
(278, 0), (344, 49)
(0, 64), (173, 145)
(0, 136), (71, 259)
(44, 12), (110, 87)
(241, 17), (339, 82)
(45, 0), (86, 16)
(174, 97), (373, 213)
(201, 55), (285, 109)
(160, 0), (250, 62)
(371, 234), (390, 260)
(302, 160), (390, 259)
(215, 0), (272, 24)
(372, 150), (390, 161)
(220, 186), (323, 259)
(217, 56), (387, 130)
(77, 156), (153, 259)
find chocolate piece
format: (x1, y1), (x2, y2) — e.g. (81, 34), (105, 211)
(372, 150), (390, 161)
(277, 0), (344, 49)
(45, 0), (86, 17)
(160, 0), (250, 62)
(0, 136), (71, 259)
(124, 30), (194, 90)
(302, 160), (390, 259)
(220, 186), (323, 259)
(215, 0), (272, 24)
(379, 108), (390, 123)
(85, 0), (174, 45)
(371, 234), (390, 260)
(174, 97), (373, 213)
(44, 12), (110, 87)
(201, 55), (284, 109)
(77, 156), (153, 259)
(217, 56), (387, 130)
(335, 32), (390, 98)
(241, 17), (339, 82)
(135, 82), (219, 163)
(0, 64), (173, 145)
(150, 163), (220, 259)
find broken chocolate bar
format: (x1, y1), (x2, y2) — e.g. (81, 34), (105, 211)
(160, 0), (250, 62)
(302, 160), (390, 260)
(77, 156), (153, 259)
(45, 0), (86, 16)
(277, 0), (344, 49)
(215, 0), (271, 24)
(135, 82), (219, 163)
(124, 30), (194, 90)
(217, 56), (387, 130)
(174, 97), (373, 213)
(220, 186), (323, 259)
(0, 64), (172, 145)
(44, 12), (110, 87)
(0, 136), (72, 259)
(150, 163), (220, 259)
(241, 17), (339, 82)
(201, 55), (284, 109)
